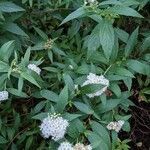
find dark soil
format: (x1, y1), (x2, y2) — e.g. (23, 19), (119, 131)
(120, 86), (150, 150)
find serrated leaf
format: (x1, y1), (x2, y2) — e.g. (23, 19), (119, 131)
(74, 102), (94, 114)
(0, 2), (25, 12)
(112, 67), (135, 78)
(90, 121), (111, 149)
(126, 59), (150, 76)
(96, 99), (121, 113)
(21, 72), (41, 88)
(125, 27), (139, 57)
(32, 112), (48, 120)
(98, 20), (115, 59)
(3, 22), (28, 37)
(88, 132), (109, 150)
(0, 135), (8, 144)
(63, 74), (74, 92)
(61, 7), (86, 25)
(0, 40), (15, 62)
(110, 83), (121, 97)
(33, 27), (48, 40)
(0, 61), (10, 72)
(40, 90), (58, 102)
(81, 84), (105, 94)
(34, 101), (45, 114)
(115, 28), (129, 43)
(108, 6), (143, 18)
(21, 47), (31, 66)
(7, 88), (28, 98)
(56, 86), (68, 112)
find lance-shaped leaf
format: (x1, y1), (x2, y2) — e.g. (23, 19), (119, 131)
(61, 7), (86, 25)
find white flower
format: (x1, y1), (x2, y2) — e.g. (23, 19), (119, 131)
(73, 143), (92, 150)
(74, 84), (78, 91)
(82, 73), (109, 98)
(58, 142), (73, 150)
(86, 145), (92, 150)
(69, 65), (73, 69)
(27, 64), (41, 75)
(0, 91), (8, 102)
(39, 114), (69, 141)
(88, 0), (96, 3)
(107, 120), (125, 132)
(84, 0), (97, 5)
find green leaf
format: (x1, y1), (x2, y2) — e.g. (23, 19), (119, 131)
(40, 90), (58, 102)
(56, 86), (68, 112)
(96, 99), (121, 114)
(63, 113), (82, 121)
(0, 2), (25, 12)
(122, 0), (140, 6)
(74, 102), (94, 114)
(34, 101), (45, 114)
(0, 61), (10, 72)
(110, 83), (121, 97)
(100, 0), (122, 6)
(3, 23), (28, 37)
(25, 136), (33, 150)
(125, 27), (139, 57)
(7, 88), (28, 98)
(123, 78), (132, 91)
(61, 7), (86, 25)
(141, 36), (150, 51)
(21, 47), (31, 66)
(63, 74), (74, 92)
(126, 59), (150, 76)
(32, 112), (48, 120)
(33, 27), (48, 40)
(112, 67), (135, 78)
(21, 72), (41, 88)
(76, 64), (90, 74)
(90, 121), (111, 149)
(81, 84), (105, 94)
(88, 132), (108, 150)
(0, 135), (8, 144)
(0, 74), (7, 88)
(98, 20), (115, 59)
(115, 28), (129, 43)
(0, 40), (15, 62)
(108, 6), (143, 18)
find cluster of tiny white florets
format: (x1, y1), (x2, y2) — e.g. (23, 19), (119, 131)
(73, 143), (92, 150)
(39, 114), (69, 141)
(58, 142), (92, 150)
(58, 142), (73, 150)
(82, 73), (109, 98)
(0, 91), (8, 102)
(27, 64), (41, 75)
(106, 120), (125, 132)
(44, 39), (54, 50)
(84, 0), (98, 5)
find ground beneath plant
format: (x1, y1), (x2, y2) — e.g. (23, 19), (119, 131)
(120, 92), (150, 150)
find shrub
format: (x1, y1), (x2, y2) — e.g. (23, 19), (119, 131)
(0, 0), (149, 149)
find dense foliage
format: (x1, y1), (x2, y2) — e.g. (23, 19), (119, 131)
(0, 0), (149, 149)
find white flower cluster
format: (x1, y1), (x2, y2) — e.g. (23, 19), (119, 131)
(73, 143), (92, 150)
(0, 91), (8, 102)
(107, 120), (125, 132)
(39, 114), (69, 141)
(27, 64), (41, 75)
(82, 73), (109, 98)
(84, 0), (98, 5)
(58, 142), (73, 150)
(58, 142), (92, 150)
